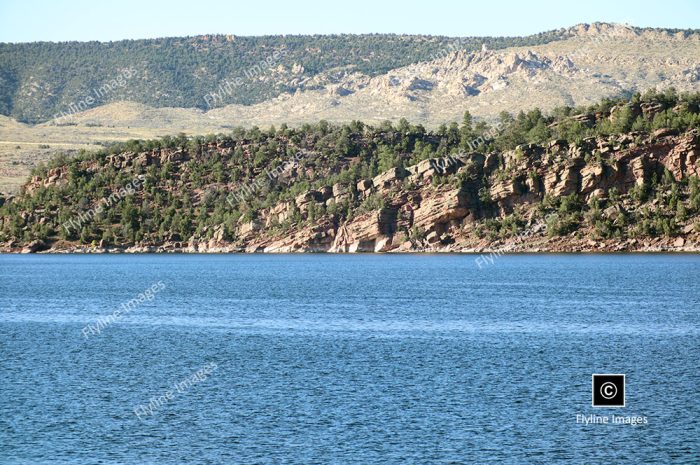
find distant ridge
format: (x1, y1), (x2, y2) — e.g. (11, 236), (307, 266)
(4, 23), (699, 124)
(3, 23), (690, 131)
(1, 30), (569, 123)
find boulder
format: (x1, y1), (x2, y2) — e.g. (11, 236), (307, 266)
(548, 139), (568, 152)
(580, 164), (605, 194)
(160, 149), (188, 164)
(590, 188), (606, 199)
(374, 236), (394, 252)
(295, 190), (324, 209)
(348, 240), (374, 253)
(356, 179), (373, 192)
(652, 128), (679, 140)
(332, 183), (350, 197)
(268, 202), (293, 225)
(372, 166), (407, 190)
(408, 159), (437, 179)
(425, 231), (440, 244)
(408, 157), (464, 180)
(21, 240), (47, 254)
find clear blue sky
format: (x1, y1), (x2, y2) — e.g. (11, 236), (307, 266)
(1, 0), (698, 42)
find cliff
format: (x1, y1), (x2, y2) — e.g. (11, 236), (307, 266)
(2, 93), (700, 253)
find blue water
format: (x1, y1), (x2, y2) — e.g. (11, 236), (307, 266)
(0, 254), (699, 464)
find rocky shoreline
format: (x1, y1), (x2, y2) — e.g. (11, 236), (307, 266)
(5, 233), (698, 254)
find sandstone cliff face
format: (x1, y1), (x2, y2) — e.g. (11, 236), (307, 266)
(202, 129), (700, 253)
(6, 127), (700, 254)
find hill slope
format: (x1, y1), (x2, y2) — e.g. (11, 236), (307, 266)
(3, 23), (700, 126)
(3, 22), (700, 194)
(2, 91), (700, 253)
(0, 31), (567, 123)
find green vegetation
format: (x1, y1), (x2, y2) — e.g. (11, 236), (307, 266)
(0, 30), (580, 123)
(1, 90), (700, 247)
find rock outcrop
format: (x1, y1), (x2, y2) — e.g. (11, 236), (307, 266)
(216, 129), (699, 253)
(4, 126), (700, 254)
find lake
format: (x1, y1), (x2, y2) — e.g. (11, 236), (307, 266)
(1, 254), (699, 464)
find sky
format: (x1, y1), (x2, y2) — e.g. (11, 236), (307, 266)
(0, 0), (699, 42)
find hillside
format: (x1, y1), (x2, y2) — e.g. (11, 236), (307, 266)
(2, 90), (700, 253)
(0, 32), (566, 123)
(2, 23), (700, 126)
(2, 23), (700, 193)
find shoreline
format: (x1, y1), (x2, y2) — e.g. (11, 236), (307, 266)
(4, 232), (699, 254)
(4, 245), (699, 255)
